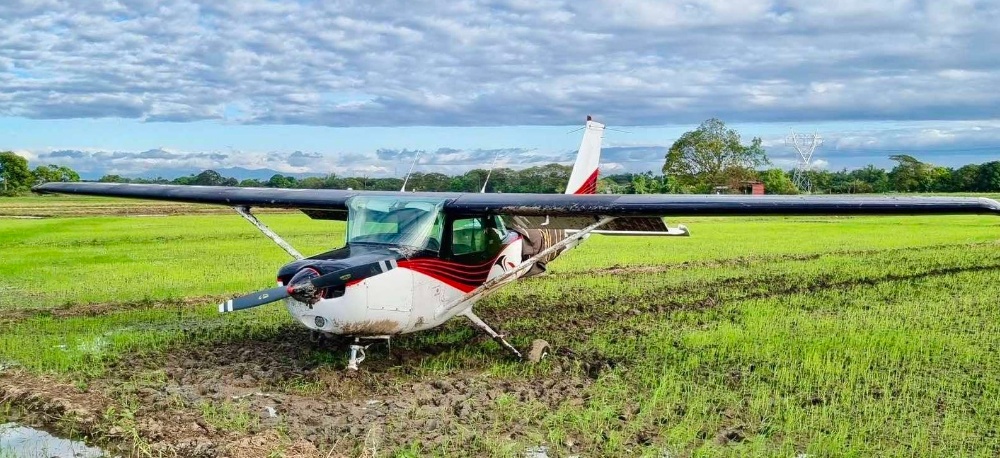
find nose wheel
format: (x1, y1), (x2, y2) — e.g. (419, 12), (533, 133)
(347, 339), (367, 370)
(344, 336), (390, 371)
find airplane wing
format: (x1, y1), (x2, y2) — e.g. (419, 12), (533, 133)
(33, 182), (1000, 217)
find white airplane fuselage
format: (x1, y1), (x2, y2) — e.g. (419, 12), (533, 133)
(282, 236), (527, 337)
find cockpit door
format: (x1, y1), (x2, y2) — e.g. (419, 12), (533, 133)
(366, 268), (413, 312)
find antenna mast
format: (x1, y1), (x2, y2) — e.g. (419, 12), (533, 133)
(785, 131), (822, 193)
(480, 150), (502, 193)
(399, 152), (422, 192)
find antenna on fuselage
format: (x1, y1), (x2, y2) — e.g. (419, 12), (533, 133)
(480, 150), (502, 193)
(400, 152), (422, 192)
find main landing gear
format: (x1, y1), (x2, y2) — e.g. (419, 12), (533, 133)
(463, 310), (550, 363)
(463, 310), (522, 359)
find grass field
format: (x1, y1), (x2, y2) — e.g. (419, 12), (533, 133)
(2, 195), (1000, 457)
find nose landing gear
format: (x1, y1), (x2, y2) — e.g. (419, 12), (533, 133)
(344, 336), (390, 371)
(347, 339), (367, 370)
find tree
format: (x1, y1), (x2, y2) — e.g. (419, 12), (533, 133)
(266, 174), (297, 188)
(32, 164), (80, 185)
(0, 152), (33, 196)
(99, 174), (129, 183)
(758, 168), (798, 194)
(296, 176), (326, 189)
(950, 164), (981, 192)
(888, 155), (946, 192)
(849, 165), (891, 193)
(191, 170), (226, 186)
(663, 118), (769, 192)
(239, 178), (264, 187)
(515, 164), (572, 193)
(630, 172), (674, 194)
(977, 161), (1000, 192)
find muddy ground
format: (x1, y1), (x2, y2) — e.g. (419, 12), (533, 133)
(0, 322), (601, 457)
(5, 243), (996, 456)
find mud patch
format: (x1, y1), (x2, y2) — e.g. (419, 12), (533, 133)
(339, 319), (402, 335)
(556, 241), (1000, 279)
(0, 372), (111, 453)
(0, 295), (226, 325)
(3, 325), (597, 455)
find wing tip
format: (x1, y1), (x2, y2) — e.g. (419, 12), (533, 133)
(979, 197), (1000, 215)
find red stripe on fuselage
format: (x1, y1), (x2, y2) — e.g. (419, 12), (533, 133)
(397, 236), (521, 292)
(403, 268), (478, 293)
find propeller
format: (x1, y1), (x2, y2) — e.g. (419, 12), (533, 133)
(219, 285), (290, 313)
(218, 258), (399, 313)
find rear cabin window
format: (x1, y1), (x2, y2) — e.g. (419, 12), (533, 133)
(450, 216), (506, 260)
(451, 217), (486, 256)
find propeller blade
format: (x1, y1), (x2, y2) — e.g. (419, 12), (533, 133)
(219, 285), (290, 313)
(308, 259), (398, 290)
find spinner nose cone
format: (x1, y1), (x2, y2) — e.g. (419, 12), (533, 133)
(286, 267), (325, 303)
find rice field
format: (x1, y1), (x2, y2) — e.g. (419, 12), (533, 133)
(1, 195), (1000, 457)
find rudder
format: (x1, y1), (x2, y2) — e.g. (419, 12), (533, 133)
(565, 115), (605, 195)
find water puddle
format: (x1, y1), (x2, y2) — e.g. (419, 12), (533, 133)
(0, 423), (107, 457)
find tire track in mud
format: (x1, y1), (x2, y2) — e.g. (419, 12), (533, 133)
(551, 241), (1000, 279)
(486, 262), (1000, 342)
(0, 372), (114, 455)
(0, 295), (226, 325)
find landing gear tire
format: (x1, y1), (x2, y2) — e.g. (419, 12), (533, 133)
(528, 339), (550, 363)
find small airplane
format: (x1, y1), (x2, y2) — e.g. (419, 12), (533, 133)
(34, 118), (1000, 370)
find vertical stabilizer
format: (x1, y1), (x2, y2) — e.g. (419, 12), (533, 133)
(565, 116), (605, 194)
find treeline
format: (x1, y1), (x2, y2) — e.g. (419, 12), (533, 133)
(96, 163), (579, 194)
(3, 150), (1000, 196)
(608, 156), (1000, 195)
(96, 154), (1000, 195)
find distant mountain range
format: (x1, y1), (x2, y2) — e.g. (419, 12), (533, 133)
(80, 167), (327, 181)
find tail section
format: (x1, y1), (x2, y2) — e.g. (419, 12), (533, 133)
(565, 116), (605, 195)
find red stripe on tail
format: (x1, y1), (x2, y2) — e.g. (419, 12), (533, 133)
(572, 169), (599, 194)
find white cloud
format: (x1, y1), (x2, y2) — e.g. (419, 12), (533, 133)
(0, 0), (996, 126)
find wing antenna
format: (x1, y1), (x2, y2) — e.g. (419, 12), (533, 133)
(400, 151), (422, 192)
(480, 150), (502, 193)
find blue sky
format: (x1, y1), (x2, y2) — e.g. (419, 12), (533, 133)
(2, 0), (999, 179)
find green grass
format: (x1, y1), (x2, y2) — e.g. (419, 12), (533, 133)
(1, 195), (1000, 455)
(0, 212), (339, 308)
(198, 401), (260, 434)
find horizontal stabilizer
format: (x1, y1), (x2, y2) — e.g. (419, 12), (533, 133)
(504, 215), (680, 232)
(585, 225), (690, 237)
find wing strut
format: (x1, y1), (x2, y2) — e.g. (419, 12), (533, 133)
(233, 206), (304, 260)
(434, 216), (617, 319)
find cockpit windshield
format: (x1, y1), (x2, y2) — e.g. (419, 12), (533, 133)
(346, 196), (445, 251)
